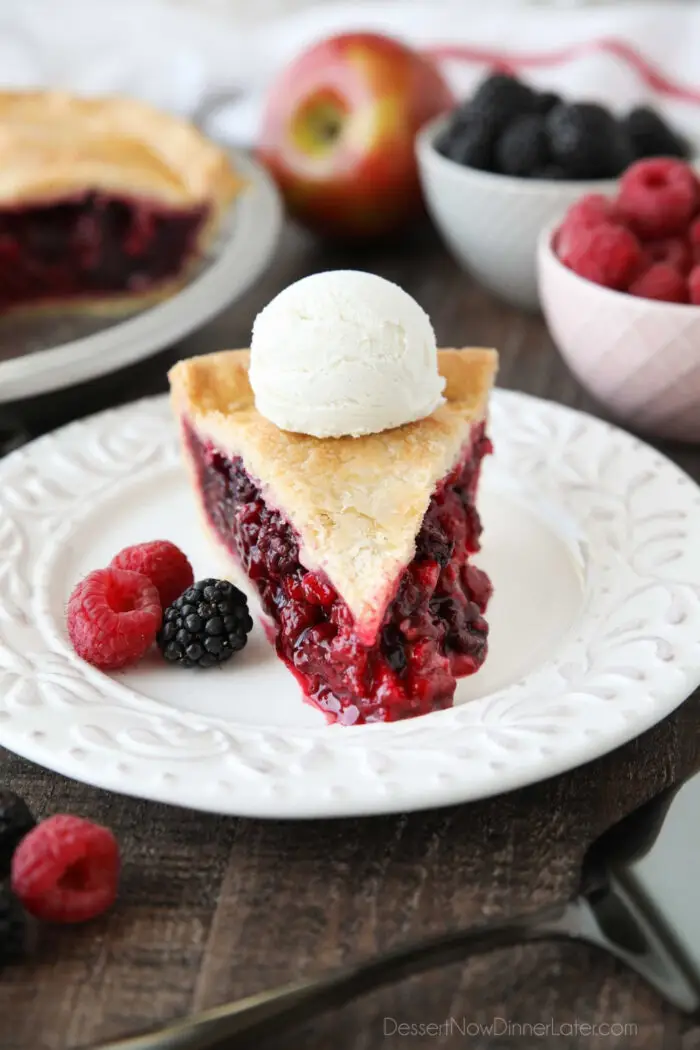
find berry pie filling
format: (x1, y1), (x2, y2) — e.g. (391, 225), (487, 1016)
(0, 191), (208, 310)
(185, 422), (493, 725)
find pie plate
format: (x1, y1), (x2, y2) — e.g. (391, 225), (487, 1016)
(1, 390), (699, 819)
(0, 150), (282, 404)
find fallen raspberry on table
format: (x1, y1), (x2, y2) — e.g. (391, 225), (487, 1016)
(558, 222), (642, 290)
(642, 237), (691, 275)
(11, 815), (119, 924)
(688, 265), (700, 305)
(110, 540), (194, 608)
(628, 262), (688, 303)
(617, 158), (698, 239)
(67, 568), (161, 670)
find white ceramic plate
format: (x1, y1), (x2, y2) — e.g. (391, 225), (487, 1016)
(0, 150), (282, 404)
(1, 391), (699, 818)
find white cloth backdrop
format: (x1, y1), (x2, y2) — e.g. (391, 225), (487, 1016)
(3, 0), (700, 145)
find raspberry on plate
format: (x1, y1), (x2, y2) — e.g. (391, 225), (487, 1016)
(617, 158), (698, 239)
(558, 222), (642, 291)
(12, 815), (119, 924)
(629, 262), (688, 303)
(642, 237), (692, 275)
(67, 567), (161, 670)
(688, 265), (700, 305)
(111, 540), (194, 608)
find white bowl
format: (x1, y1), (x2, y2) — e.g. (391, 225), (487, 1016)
(538, 222), (700, 443)
(416, 115), (618, 311)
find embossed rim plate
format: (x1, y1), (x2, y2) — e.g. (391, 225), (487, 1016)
(0, 150), (282, 404)
(1, 391), (699, 818)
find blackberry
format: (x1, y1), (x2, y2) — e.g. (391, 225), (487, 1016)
(533, 91), (562, 115)
(436, 110), (495, 171)
(546, 102), (633, 179)
(623, 106), (690, 160)
(0, 791), (35, 877)
(0, 883), (28, 965)
(495, 114), (550, 176)
(470, 73), (535, 133)
(157, 578), (253, 669)
(530, 163), (568, 180)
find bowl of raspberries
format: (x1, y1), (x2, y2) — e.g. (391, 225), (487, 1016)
(416, 71), (692, 310)
(539, 157), (700, 442)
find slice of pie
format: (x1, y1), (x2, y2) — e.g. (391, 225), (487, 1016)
(0, 91), (243, 317)
(170, 347), (498, 725)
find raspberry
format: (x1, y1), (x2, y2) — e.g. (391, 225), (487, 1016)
(11, 815), (119, 924)
(557, 194), (617, 258)
(629, 262), (688, 303)
(110, 540), (194, 608)
(67, 568), (161, 669)
(642, 237), (691, 275)
(563, 194), (617, 231)
(688, 217), (700, 263)
(0, 791), (36, 877)
(558, 222), (642, 290)
(688, 265), (700, 305)
(617, 158), (698, 239)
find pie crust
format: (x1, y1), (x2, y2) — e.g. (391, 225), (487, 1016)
(170, 347), (498, 636)
(0, 91), (243, 315)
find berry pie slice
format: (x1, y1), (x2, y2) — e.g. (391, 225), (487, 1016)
(0, 91), (242, 316)
(170, 347), (498, 725)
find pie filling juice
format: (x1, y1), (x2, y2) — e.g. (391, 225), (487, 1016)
(185, 422), (493, 725)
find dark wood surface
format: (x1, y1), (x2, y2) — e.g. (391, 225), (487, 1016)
(1, 221), (699, 1050)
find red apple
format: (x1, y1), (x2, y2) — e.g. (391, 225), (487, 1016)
(256, 32), (454, 240)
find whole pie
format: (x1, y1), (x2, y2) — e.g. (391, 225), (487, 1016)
(0, 91), (242, 316)
(170, 346), (498, 724)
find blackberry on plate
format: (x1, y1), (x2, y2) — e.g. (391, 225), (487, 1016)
(0, 883), (28, 966)
(157, 578), (253, 669)
(546, 102), (633, 179)
(623, 106), (690, 161)
(436, 110), (495, 170)
(0, 790), (35, 877)
(470, 73), (535, 133)
(496, 113), (550, 177)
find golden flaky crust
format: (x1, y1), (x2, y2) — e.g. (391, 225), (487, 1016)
(170, 348), (498, 635)
(0, 91), (243, 213)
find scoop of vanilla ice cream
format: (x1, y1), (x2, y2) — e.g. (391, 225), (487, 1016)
(249, 270), (445, 438)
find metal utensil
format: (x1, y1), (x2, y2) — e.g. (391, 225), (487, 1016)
(92, 778), (699, 1049)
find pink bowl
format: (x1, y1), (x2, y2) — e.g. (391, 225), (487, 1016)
(538, 224), (700, 443)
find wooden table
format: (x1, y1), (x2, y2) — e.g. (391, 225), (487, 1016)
(1, 222), (699, 1050)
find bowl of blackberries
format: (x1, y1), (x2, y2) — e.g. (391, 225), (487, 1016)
(416, 71), (692, 311)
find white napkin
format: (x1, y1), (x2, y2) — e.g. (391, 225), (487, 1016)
(3, 0), (700, 145)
